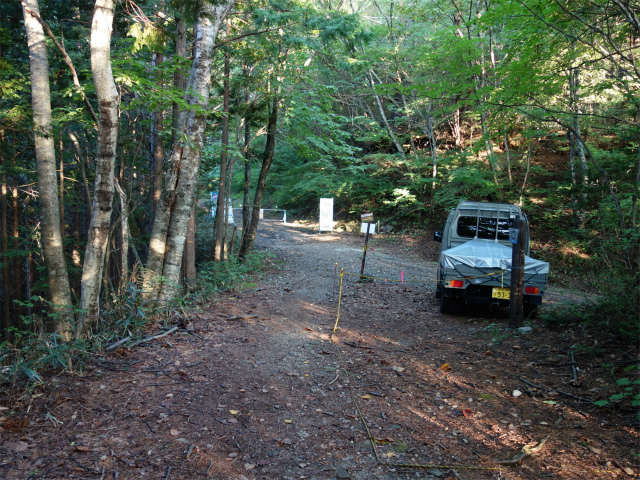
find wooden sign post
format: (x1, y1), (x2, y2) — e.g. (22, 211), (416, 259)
(509, 215), (526, 328)
(360, 213), (374, 279)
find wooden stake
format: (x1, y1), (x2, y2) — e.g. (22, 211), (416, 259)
(360, 223), (372, 279)
(509, 215), (526, 328)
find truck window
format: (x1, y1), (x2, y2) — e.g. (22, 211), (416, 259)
(457, 216), (510, 240)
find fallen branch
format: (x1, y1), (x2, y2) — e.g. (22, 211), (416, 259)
(105, 327), (179, 352)
(129, 327), (179, 348)
(495, 435), (551, 464)
(226, 315), (258, 321)
(518, 377), (592, 403)
(344, 341), (373, 349)
(105, 335), (132, 352)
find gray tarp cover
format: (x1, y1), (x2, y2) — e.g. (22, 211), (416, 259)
(441, 239), (550, 274)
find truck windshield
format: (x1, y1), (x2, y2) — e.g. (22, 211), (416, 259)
(457, 216), (510, 240)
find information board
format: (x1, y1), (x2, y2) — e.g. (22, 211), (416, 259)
(360, 223), (376, 234)
(210, 192), (234, 225)
(319, 198), (334, 232)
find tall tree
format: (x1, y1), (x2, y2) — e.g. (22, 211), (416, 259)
(78, 0), (120, 336)
(214, 19), (231, 262)
(21, 0), (73, 339)
(143, 0), (235, 305)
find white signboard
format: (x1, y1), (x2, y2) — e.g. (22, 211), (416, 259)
(210, 192), (234, 225)
(319, 198), (334, 232)
(360, 222), (376, 234)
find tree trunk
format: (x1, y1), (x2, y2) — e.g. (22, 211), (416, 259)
(181, 202), (197, 289)
(452, 108), (462, 147)
(59, 130), (65, 233)
(519, 142), (532, 206)
(423, 106), (437, 210)
(238, 94), (278, 260)
(143, 0), (235, 305)
(481, 110), (499, 187)
(150, 53), (164, 229)
(223, 153), (236, 261)
(401, 94), (416, 153)
(114, 178), (129, 292)
(22, 0), (73, 339)
(569, 130), (580, 229)
(366, 70), (405, 158)
(171, 10), (187, 147)
(11, 177), (22, 322)
(214, 19), (231, 262)
(241, 83), (252, 245)
(504, 133), (512, 184)
(571, 68), (588, 229)
(632, 128), (640, 232)
(172, 16), (196, 285)
(78, 0), (120, 337)
(68, 130), (92, 237)
(1, 134), (10, 335)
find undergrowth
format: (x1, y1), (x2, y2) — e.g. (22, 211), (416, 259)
(0, 252), (270, 390)
(539, 270), (639, 343)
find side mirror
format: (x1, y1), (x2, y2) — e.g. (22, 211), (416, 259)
(433, 231), (442, 242)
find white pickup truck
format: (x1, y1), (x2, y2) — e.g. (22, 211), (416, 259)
(434, 201), (549, 314)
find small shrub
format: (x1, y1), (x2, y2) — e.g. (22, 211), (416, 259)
(540, 270), (639, 341)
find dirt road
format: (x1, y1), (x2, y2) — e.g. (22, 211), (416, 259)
(0, 221), (637, 480)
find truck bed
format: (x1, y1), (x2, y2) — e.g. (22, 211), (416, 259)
(440, 239), (549, 288)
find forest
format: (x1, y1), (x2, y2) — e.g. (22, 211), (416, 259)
(0, 0), (638, 379)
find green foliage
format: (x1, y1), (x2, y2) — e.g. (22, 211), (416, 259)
(0, 327), (88, 387)
(196, 252), (271, 297)
(540, 270), (639, 341)
(593, 366), (640, 421)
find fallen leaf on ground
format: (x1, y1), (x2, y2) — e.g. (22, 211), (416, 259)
(463, 408), (474, 417)
(244, 463), (255, 471)
(374, 437), (394, 444)
(229, 410), (239, 415)
(439, 363), (451, 371)
(361, 395), (371, 400)
(284, 419), (292, 424)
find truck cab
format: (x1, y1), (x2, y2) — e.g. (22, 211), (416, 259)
(435, 201), (529, 253)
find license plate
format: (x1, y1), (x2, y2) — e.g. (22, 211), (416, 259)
(492, 287), (510, 299)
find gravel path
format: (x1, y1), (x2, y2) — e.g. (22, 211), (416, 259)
(254, 220), (439, 304)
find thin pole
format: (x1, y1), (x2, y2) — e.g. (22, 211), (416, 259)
(509, 215), (526, 328)
(360, 223), (372, 279)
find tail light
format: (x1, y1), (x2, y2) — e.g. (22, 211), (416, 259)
(525, 286), (539, 294)
(450, 280), (464, 288)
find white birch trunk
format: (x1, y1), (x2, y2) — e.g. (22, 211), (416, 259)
(114, 179), (129, 292)
(22, 0), (73, 340)
(143, 0), (235, 305)
(366, 70), (405, 158)
(78, 0), (119, 336)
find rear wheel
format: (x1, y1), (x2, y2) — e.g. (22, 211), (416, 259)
(524, 303), (538, 318)
(440, 293), (453, 314)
